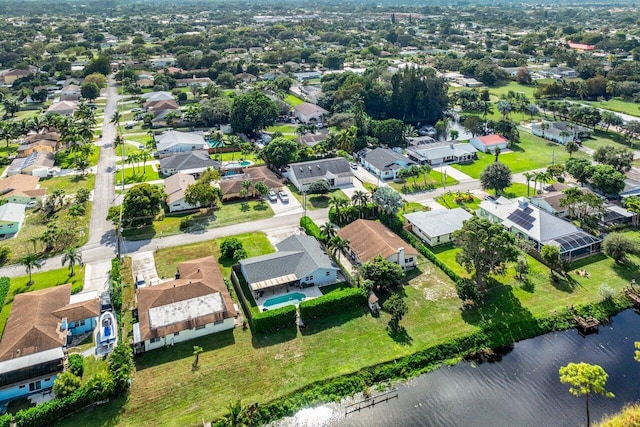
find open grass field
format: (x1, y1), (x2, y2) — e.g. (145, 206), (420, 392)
(286, 186), (348, 210)
(116, 165), (160, 186)
(581, 129), (639, 151)
(55, 148), (100, 168)
(451, 132), (588, 179)
(0, 268), (86, 337)
(266, 124), (298, 134)
(588, 98), (640, 118)
(388, 170), (459, 193)
(40, 174), (96, 194)
(436, 191), (482, 211)
(122, 201), (274, 240)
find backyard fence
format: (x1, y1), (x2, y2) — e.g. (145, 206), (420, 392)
(231, 266), (253, 322)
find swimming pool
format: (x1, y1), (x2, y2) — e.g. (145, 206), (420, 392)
(263, 292), (306, 309)
(222, 160), (253, 169)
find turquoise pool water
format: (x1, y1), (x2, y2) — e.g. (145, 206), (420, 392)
(223, 160), (253, 169)
(263, 292), (306, 309)
(206, 139), (225, 148)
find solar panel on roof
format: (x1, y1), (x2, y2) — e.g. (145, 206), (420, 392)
(507, 209), (535, 230)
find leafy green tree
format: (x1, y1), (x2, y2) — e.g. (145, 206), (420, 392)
(53, 371), (81, 398)
(253, 181), (269, 202)
(83, 73), (107, 88)
(382, 293), (408, 332)
(559, 362), (614, 427)
(589, 164), (626, 195)
(185, 181), (220, 209)
(480, 162), (512, 195)
(221, 238), (244, 259)
(593, 145), (634, 172)
(453, 217), (519, 290)
(230, 91), (278, 134)
(84, 55), (111, 76)
(541, 244), (561, 276)
(108, 344), (134, 392)
(565, 158), (593, 186)
(67, 354), (84, 377)
(80, 82), (101, 101)
(61, 247), (82, 276)
(121, 183), (166, 227)
(371, 118), (404, 148)
(603, 233), (637, 264)
(360, 255), (404, 292)
(372, 187), (403, 215)
(84, 371), (114, 401)
(261, 137), (299, 168)
(308, 179), (331, 194)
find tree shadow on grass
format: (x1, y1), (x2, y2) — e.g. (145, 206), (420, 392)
(387, 324), (413, 346)
(251, 326), (298, 348)
(461, 280), (538, 343)
(240, 202), (250, 212)
(252, 202), (268, 211)
(56, 394), (129, 427)
(299, 306), (365, 336)
(135, 329), (236, 371)
(516, 276), (535, 293)
(122, 224), (157, 241)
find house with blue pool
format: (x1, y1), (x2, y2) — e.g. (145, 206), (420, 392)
(0, 285), (99, 405)
(239, 235), (341, 309)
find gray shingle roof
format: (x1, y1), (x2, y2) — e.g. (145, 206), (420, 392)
(288, 158), (352, 186)
(362, 148), (414, 172)
(404, 208), (472, 238)
(159, 151), (220, 172)
(240, 235), (337, 285)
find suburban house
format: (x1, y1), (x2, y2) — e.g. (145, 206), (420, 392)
(293, 102), (328, 124)
(293, 71), (323, 81)
(404, 208), (473, 246)
(155, 130), (209, 157)
(17, 132), (59, 158)
(530, 121), (593, 145)
(337, 219), (418, 270)
(151, 109), (183, 128)
(158, 151), (220, 177)
(469, 134), (508, 153)
(234, 73), (257, 84)
(538, 67), (578, 79)
(457, 77), (483, 88)
(568, 41), (595, 51)
(478, 197), (601, 260)
(239, 234), (340, 298)
(150, 57), (177, 68)
(217, 166), (283, 200)
(297, 132), (328, 148)
(59, 84), (81, 102)
(529, 183), (595, 217)
(285, 158), (353, 192)
(358, 148), (415, 180)
(0, 203), (26, 239)
(133, 257), (237, 354)
(144, 99), (180, 115)
(406, 142), (477, 166)
(0, 285), (99, 404)
(164, 173), (198, 213)
(175, 77), (214, 87)
(45, 101), (78, 117)
(0, 175), (46, 204)
(141, 91), (175, 102)
(7, 151), (55, 177)
(0, 68), (35, 86)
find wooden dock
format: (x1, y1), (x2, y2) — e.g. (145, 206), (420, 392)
(573, 314), (599, 334)
(625, 287), (640, 306)
(344, 388), (399, 416)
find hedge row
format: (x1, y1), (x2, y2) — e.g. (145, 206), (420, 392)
(251, 305), (297, 333)
(0, 413), (10, 427)
(299, 288), (365, 323)
(398, 229), (462, 283)
(0, 277), (10, 308)
(300, 216), (321, 240)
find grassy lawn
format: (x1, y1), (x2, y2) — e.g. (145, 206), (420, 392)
(40, 174), (96, 195)
(124, 134), (152, 145)
(0, 203), (91, 265)
(388, 170), (459, 193)
(436, 191), (481, 211)
(286, 186), (349, 210)
(122, 201), (274, 240)
(451, 132), (588, 179)
(116, 165), (160, 186)
(115, 145), (147, 164)
(154, 232), (274, 279)
(487, 81), (539, 99)
(588, 98), (640, 117)
(284, 94), (305, 107)
(0, 268), (86, 337)
(400, 201), (429, 215)
(501, 182), (532, 198)
(265, 124), (298, 134)
(581, 129), (639, 151)
(55, 148), (100, 168)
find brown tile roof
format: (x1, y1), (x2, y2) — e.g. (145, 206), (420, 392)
(0, 285), (70, 361)
(0, 174), (41, 196)
(337, 219), (418, 263)
(533, 186), (596, 212)
(52, 299), (100, 323)
(218, 166), (283, 199)
(144, 99), (179, 112)
(136, 256), (236, 341)
(24, 132), (60, 143)
(164, 173), (195, 205)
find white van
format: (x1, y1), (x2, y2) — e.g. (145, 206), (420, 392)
(135, 274), (146, 288)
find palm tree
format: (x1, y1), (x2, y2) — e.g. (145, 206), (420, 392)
(523, 172), (534, 197)
(320, 221), (337, 242)
(225, 400), (246, 427)
(329, 195), (348, 223)
(497, 100), (512, 119)
(253, 181), (269, 203)
(227, 135), (242, 161)
(565, 140), (579, 158)
(61, 247), (82, 276)
(493, 146), (501, 162)
(241, 179), (253, 198)
(536, 171), (552, 192)
(110, 111), (122, 134)
(327, 235), (349, 259)
(73, 153), (91, 175)
(192, 345), (203, 368)
(0, 122), (17, 148)
(420, 164), (432, 188)
(139, 150), (151, 171)
(21, 253), (41, 285)
(351, 190), (370, 218)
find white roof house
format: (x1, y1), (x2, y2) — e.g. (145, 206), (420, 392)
(404, 208), (473, 246)
(141, 91), (175, 102)
(155, 131), (208, 156)
(164, 173), (198, 212)
(293, 102), (328, 124)
(478, 197), (601, 259)
(406, 142), (477, 166)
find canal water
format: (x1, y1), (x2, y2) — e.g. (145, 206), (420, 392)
(276, 310), (640, 427)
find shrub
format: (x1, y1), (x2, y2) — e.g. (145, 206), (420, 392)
(221, 238), (243, 259)
(108, 344), (134, 392)
(53, 371), (81, 398)
(300, 216), (321, 239)
(299, 288), (365, 323)
(0, 247), (10, 265)
(0, 277), (10, 308)
(0, 413), (10, 427)
(67, 354), (84, 377)
(251, 305), (296, 334)
(599, 284), (615, 301)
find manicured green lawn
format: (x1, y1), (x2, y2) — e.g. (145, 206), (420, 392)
(116, 165), (160, 185)
(487, 81), (539, 99)
(284, 94), (305, 107)
(389, 170), (459, 193)
(0, 268), (86, 337)
(40, 174), (96, 194)
(436, 191), (481, 211)
(55, 148), (100, 168)
(154, 232), (274, 279)
(265, 124), (298, 134)
(588, 98), (640, 117)
(451, 132), (588, 179)
(581, 129), (639, 151)
(124, 134), (152, 145)
(122, 201), (274, 240)
(501, 182), (532, 198)
(400, 202), (429, 215)
(286, 186), (348, 210)
(115, 145), (146, 164)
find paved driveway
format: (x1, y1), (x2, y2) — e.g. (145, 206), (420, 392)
(269, 186), (303, 217)
(130, 251), (160, 284)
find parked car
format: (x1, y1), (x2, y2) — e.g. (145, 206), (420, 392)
(350, 162), (358, 170)
(131, 108), (142, 113)
(100, 291), (113, 312)
(418, 126), (437, 137)
(268, 190), (277, 202)
(278, 191), (289, 203)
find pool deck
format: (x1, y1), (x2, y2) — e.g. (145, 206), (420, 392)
(256, 285), (323, 312)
